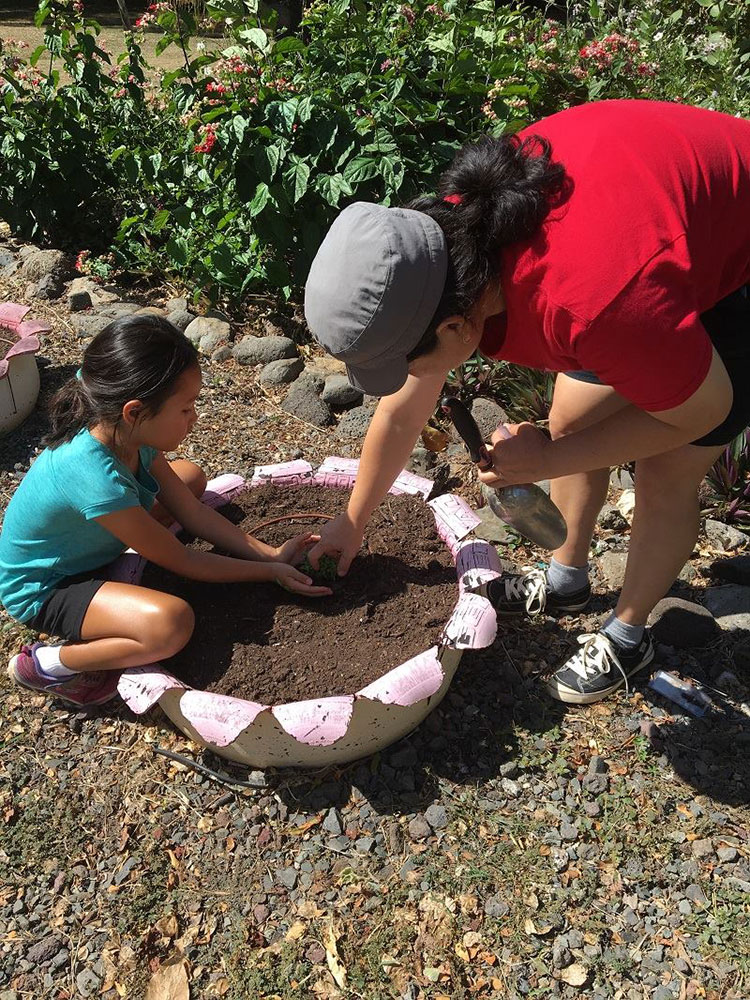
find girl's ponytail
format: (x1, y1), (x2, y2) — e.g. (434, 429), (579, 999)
(405, 133), (567, 358)
(45, 376), (95, 448)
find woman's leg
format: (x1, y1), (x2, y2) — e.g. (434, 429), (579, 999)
(615, 442), (725, 624)
(548, 374), (631, 567)
(150, 459), (207, 526)
(58, 582), (195, 672)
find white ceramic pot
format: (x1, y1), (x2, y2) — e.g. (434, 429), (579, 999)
(116, 462), (502, 769)
(0, 302), (49, 436)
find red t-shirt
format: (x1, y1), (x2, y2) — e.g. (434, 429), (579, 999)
(479, 100), (750, 411)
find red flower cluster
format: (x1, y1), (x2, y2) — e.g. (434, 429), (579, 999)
(206, 80), (229, 94)
(194, 124), (217, 154)
(579, 32), (639, 69)
(75, 250), (90, 272)
(400, 5), (415, 26)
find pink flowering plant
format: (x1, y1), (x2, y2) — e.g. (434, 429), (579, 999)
(0, 0), (748, 303)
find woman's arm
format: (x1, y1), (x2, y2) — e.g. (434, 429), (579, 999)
(480, 349), (733, 485)
(95, 506), (331, 594)
(308, 369), (447, 574)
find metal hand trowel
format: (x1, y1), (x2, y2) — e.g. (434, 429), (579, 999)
(440, 396), (567, 550)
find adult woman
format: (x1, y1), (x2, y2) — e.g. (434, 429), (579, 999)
(304, 100), (750, 704)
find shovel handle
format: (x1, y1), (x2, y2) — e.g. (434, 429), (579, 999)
(440, 396), (492, 470)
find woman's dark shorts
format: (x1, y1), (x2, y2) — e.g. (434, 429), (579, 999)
(24, 569), (110, 641)
(564, 285), (750, 447)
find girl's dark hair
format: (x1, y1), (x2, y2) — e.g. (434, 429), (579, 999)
(45, 314), (199, 448)
(405, 133), (568, 361)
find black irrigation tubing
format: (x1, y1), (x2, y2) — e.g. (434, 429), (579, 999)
(153, 746), (269, 790)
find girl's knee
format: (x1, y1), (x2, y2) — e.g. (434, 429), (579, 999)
(143, 598), (194, 656)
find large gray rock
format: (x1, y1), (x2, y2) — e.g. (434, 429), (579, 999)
(33, 273), (65, 300)
(67, 289), (92, 312)
(322, 374), (363, 409)
(199, 328), (230, 355)
(705, 519), (748, 553)
(74, 313), (114, 339)
(259, 357), (304, 387)
(20, 249), (71, 286)
(165, 296), (189, 313)
(450, 397), (509, 444)
(648, 597), (719, 648)
(702, 586), (750, 632)
(233, 335), (297, 365)
(184, 315), (231, 348)
(336, 402), (377, 439)
(710, 555), (750, 586)
(166, 308), (195, 332)
(282, 377), (333, 427)
(472, 504), (511, 544)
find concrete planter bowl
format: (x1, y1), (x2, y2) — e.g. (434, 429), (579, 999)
(116, 458), (501, 769)
(0, 303), (50, 435)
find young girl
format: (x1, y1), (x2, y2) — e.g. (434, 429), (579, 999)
(0, 314), (330, 708)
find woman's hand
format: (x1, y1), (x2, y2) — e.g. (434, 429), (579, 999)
(272, 562), (333, 597)
(477, 422), (554, 487)
(272, 531), (319, 567)
(306, 513), (364, 577)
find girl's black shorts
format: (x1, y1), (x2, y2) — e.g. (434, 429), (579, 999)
(24, 571), (109, 641)
(565, 284), (750, 447)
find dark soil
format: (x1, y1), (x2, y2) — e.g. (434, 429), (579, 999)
(141, 485), (458, 703)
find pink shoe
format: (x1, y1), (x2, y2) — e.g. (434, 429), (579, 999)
(8, 643), (120, 707)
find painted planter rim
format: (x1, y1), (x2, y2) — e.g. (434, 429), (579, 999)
(0, 303), (48, 379)
(117, 458), (501, 750)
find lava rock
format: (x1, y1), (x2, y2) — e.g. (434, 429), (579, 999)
(598, 504), (629, 531)
(74, 313), (114, 339)
(322, 374), (363, 408)
(408, 815), (432, 840)
(596, 550), (629, 591)
(282, 377), (333, 427)
(167, 308), (195, 332)
(233, 334), (297, 365)
(710, 555), (750, 586)
(702, 586), (750, 631)
(26, 935), (62, 964)
(211, 345), (233, 362)
(407, 446), (436, 478)
(259, 357), (304, 387)
(336, 402), (377, 440)
(424, 803), (448, 830)
(449, 397), (508, 444)
(705, 519), (748, 552)
(648, 598), (719, 648)
(199, 329), (230, 355)
(165, 296), (189, 313)
(68, 289), (92, 312)
(184, 316), (231, 348)
(20, 248), (71, 287)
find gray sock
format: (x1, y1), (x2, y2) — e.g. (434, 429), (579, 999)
(601, 612), (644, 649)
(546, 557), (589, 595)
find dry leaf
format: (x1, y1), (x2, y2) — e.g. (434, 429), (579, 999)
(297, 901), (324, 919)
(321, 922), (347, 990)
(156, 915), (179, 939)
(524, 892), (539, 910)
(559, 963), (588, 987)
(524, 919), (553, 936)
(285, 920), (307, 942)
(145, 956), (189, 1000)
(196, 816), (213, 832)
(288, 814), (324, 836)
(421, 425), (450, 453)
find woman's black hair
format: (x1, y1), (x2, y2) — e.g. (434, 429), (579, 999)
(405, 133), (568, 361)
(45, 314), (199, 448)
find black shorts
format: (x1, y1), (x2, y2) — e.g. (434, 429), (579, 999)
(565, 285), (750, 447)
(25, 570), (109, 641)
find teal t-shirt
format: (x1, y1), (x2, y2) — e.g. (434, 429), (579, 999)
(0, 430), (159, 622)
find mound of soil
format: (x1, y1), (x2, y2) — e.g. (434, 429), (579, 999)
(141, 485), (459, 704)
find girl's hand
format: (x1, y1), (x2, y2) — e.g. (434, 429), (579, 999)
(477, 423), (554, 487)
(272, 532), (320, 567)
(272, 562), (333, 597)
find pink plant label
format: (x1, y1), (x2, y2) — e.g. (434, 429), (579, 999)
(118, 667), (186, 714)
(251, 460), (313, 487)
(272, 696), (354, 746)
(441, 593), (497, 649)
(313, 456), (359, 489)
(455, 539), (503, 592)
(179, 691), (267, 747)
(357, 647), (444, 706)
(389, 470), (434, 499)
(428, 494), (481, 544)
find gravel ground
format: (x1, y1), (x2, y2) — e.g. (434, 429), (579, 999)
(1, 240), (750, 1000)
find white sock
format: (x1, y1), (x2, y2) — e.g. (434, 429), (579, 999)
(35, 644), (77, 678)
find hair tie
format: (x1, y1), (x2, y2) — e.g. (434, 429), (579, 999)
(443, 193), (463, 205)
(75, 368), (83, 381)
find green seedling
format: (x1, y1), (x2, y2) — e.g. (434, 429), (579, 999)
(299, 554), (339, 585)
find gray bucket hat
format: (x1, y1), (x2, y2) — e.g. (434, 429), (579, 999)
(304, 201), (448, 396)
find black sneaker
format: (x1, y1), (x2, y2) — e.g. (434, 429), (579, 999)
(484, 568), (591, 618)
(546, 629), (655, 704)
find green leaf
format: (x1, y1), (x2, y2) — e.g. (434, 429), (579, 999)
(315, 172), (353, 206)
(166, 235), (189, 265)
(152, 208), (170, 233)
(239, 27), (269, 52)
(283, 156), (310, 203)
(249, 181), (270, 216)
(342, 155), (380, 185)
(272, 36), (306, 55)
(254, 141), (285, 182)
